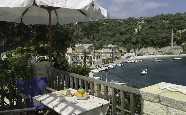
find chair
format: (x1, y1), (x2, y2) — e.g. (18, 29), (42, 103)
(16, 77), (48, 113)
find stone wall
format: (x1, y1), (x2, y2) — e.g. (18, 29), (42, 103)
(140, 82), (186, 115)
(182, 43), (186, 53)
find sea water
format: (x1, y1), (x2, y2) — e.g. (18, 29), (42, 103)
(95, 57), (186, 88)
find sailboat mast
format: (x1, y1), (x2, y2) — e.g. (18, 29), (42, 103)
(171, 28), (174, 48)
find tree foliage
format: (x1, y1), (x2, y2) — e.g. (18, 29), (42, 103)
(70, 13), (186, 50)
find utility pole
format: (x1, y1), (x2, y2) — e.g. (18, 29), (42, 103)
(171, 28), (174, 48)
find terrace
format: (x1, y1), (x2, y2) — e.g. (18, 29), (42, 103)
(0, 67), (142, 115)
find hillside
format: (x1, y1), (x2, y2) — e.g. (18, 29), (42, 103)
(72, 13), (186, 50)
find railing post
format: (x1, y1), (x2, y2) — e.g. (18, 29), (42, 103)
(57, 75), (60, 90)
(49, 70), (55, 89)
(70, 76), (74, 88)
(120, 91), (125, 115)
(84, 81), (89, 92)
(94, 84), (101, 97)
(89, 82), (94, 95)
(64, 73), (70, 88)
(53, 74), (57, 89)
(130, 93), (135, 115)
(101, 85), (108, 100)
(59, 72), (64, 90)
(74, 78), (79, 90)
(54, 69), (60, 89)
(79, 79), (83, 88)
(111, 88), (116, 115)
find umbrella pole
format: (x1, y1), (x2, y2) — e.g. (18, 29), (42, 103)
(48, 9), (54, 62)
(48, 10), (52, 47)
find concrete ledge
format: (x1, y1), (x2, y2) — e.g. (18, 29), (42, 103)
(167, 107), (186, 115)
(140, 82), (186, 114)
(160, 96), (186, 112)
(143, 100), (167, 115)
(140, 91), (160, 103)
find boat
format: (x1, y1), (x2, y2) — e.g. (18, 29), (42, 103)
(126, 59), (142, 63)
(110, 80), (126, 85)
(116, 63), (122, 67)
(108, 64), (114, 68)
(155, 60), (162, 62)
(154, 58), (162, 62)
(94, 77), (101, 80)
(91, 69), (100, 73)
(173, 57), (182, 60)
(113, 82), (126, 85)
(127, 60), (135, 63)
(141, 68), (148, 75)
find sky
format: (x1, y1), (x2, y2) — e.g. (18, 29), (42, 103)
(98, 0), (186, 18)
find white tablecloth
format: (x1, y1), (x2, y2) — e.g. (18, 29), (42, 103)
(34, 90), (109, 115)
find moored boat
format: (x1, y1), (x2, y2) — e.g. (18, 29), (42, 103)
(141, 68), (148, 75)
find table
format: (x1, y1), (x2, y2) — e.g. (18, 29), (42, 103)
(34, 89), (109, 115)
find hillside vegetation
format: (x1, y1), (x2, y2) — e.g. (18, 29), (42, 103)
(72, 13), (186, 50)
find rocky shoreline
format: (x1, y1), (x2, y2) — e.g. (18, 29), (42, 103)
(135, 54), (186, 59)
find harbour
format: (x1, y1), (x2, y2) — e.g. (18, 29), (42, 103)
(93, 56), (186, 88)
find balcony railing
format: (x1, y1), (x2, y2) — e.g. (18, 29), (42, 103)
(0, 67), (142, 115)
(48, 68), (142, 115)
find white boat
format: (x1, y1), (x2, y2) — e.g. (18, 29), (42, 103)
(108, 64), (114, 68)
(141, 69), (148, 75)
(110, 80), (126, 85)
(127, 59), (142, 63)
(154, 59), (162, 62)
(97, 68), (103, 72)
(91, 69), (100, 73)
(114, 82), (126, 85)
(117, 63), (122, 67)
(173, 57), (182, 60)
(102, 67), (109, 71)
(138, 60), (143, 62)
(127, 60), (135, 63)
(94, 77), (100, 80)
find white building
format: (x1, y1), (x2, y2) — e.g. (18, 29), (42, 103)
(66, 44), (102, 68)
(66, 44), (121, 68)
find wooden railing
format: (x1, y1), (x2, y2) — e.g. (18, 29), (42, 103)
(0, 67), (142, 115)
(48, 68), (142, 115)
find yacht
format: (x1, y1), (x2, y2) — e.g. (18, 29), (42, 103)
(110, 80), (126, 85)
(94, 77), (101, 80)
(108, 64), (115, 68)
(91, 69), (100, 73)
(154, 58), (162, 62)
(126, 59), (142, 63)
(117, 63), (122, 67)
(173, 57), (182, 60)
(141, 68), (148, 75)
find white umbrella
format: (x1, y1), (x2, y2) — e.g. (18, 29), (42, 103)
(0, 0), (107, 25)
(0, 0), (107, 46)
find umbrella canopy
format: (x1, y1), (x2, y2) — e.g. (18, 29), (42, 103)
(0, 0), (107, 25)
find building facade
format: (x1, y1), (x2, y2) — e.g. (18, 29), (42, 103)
(66, 44), (122, 68)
